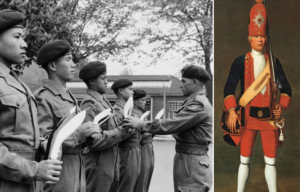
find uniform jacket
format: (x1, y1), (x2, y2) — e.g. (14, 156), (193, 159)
(140, 89), (212, 191)
(141, 90), (212, 146)
(80, 89), (129, 192)
(131, 108), (152, 144)
(34, 80), (86, 192)
(224, 53), (292, 131)
(0, 63), (40, 192)
(113, 100), (140, 146)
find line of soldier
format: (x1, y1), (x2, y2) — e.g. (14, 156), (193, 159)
(0, 9), (212, 192)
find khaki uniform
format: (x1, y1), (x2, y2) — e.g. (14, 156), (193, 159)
(80, 89), (128, 192)
(0, 64), (40, 192)
(140, 90), (212, 192)
(114, 100), (141, 192)
(34, 80), (86, 192)
(132, 108), (154, 192)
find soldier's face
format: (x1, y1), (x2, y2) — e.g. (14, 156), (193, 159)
(250, 35), (266, 52)
(120, 86), (133, 100)
(53, 53), (76, 82)
(180, 77), (194, 96)
(0, 28), (27, 66)
(134, 96), (147, 110)
(93, 73), (108, 94)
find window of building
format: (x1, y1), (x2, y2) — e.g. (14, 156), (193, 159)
(168, 101), (183, 118)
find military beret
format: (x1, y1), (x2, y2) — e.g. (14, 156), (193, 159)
(181, 65), (211, 83)
(111, 79), (132, 91)
(133, 89), (147, 100)
(37, 40), (71, 66)
(0, 9), (24, 33)
(79, 61), (107, 80)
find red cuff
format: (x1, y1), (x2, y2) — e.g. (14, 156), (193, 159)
(224, 95), (237, 111)
(279, 94), (291, 110)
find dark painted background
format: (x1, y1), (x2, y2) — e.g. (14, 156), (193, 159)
(214, 1), (300, 191)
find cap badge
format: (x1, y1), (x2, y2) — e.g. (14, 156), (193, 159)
(252, 12), (264, 28)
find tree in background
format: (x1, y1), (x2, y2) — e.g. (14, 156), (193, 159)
(133, 0), (213, 102)
(0, 0), (140, 69)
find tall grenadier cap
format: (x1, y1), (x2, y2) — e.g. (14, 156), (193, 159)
(181, 65), (211, 83)
(0, 9), (24, 33)
(79, 61), (107, 80)
(37, 40), (72, 66)
(249, 0), (267, 36)
(111, 79), (133, 91)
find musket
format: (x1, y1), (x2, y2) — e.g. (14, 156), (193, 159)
(263, 0), (284, 141)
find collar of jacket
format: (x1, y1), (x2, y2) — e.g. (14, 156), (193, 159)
(184, 89), (206, 105)
(87, 89), (104, 102)
(115, 99), (126, 109)
(43, 79), (74, 103)
(132, 106), (142, 116)
(0, 62), (27, 94)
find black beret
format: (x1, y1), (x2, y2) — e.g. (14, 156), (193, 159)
(79, 61), (107, 80)
(181, 65), (211, 83)
(37, 40), (71, 66)
(111, 79), (132, 91)
(133, 89), (147, 100)
(0, 9), (24, 33)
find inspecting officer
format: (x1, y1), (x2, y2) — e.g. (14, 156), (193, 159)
(0, 9), (62, 192)
(34, 40), (99, 192)
(124, 65), (212, 192)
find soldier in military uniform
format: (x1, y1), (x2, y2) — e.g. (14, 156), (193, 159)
(223, 1), (292, 191)
(124, 65), (212, 192)
(0, 9), (63, 192)
(34, 40), (100, 192)
(111, 79), (141, 192)
(132, 89), (155, 192)
(78, 61), (134, 192)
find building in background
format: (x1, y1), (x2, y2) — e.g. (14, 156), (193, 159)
(68, 75), (185, 120)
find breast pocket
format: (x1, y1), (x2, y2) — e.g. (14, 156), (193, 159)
(0, 93), (27, 135)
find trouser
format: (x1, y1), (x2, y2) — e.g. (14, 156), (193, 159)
(240, 129), (278, 158)
(118, 145), (141, 192)
(84, 146), (119, 192)
(173, 143), (212, 192)
(42, 153), (85, 192)
(136, 142), (154, 192)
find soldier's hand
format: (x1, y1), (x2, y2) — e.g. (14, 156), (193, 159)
(36, 159), (63, 183)
(227, 109), (240, 133)
(273, 104), (282, 120)
(123, 116), (144, 130)
(79, 122), (100, 137)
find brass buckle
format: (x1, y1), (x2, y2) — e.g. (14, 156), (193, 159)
(257, 110), (263, 118)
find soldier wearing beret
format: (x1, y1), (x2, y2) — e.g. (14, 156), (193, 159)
(78, 61), (133, 192)
(222, 1), (292, 191)
(111, 79), (141, 192)
(0, 9), (63, 192)
(124, 65), (212, 192)
(132, 89), (155, 192)
(33, 40), (100, 192)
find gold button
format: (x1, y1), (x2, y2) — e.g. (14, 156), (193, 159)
(263, 105), (265, 107)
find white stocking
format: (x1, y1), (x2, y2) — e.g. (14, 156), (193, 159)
(264, 156), (277, 192)
(237, 155), (252, 192)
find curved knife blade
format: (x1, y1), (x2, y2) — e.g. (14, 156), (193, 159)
(89, 109), (112, 140)
(49, 110), (86, 160)
(140, 111), (150, 120)
(124, 96), (134, 118)
(93, 109), (111, 125)
(155, 108), (164, 119)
